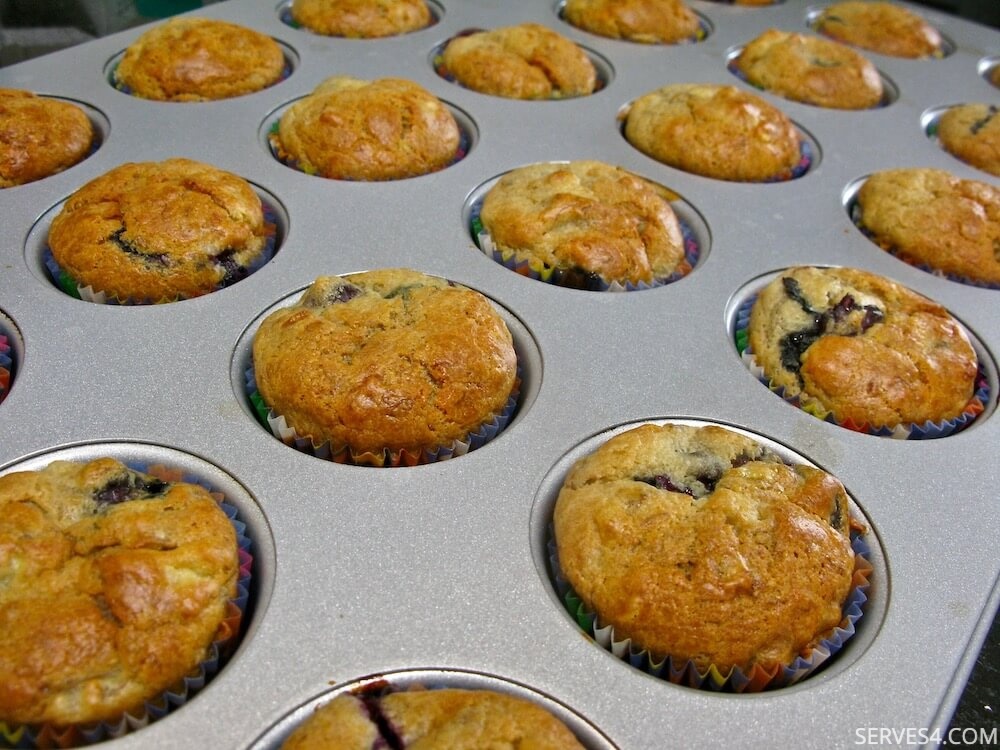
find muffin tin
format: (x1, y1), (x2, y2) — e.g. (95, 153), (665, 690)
(0, 0), (997, 747)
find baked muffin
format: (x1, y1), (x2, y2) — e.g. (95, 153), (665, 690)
(252, 269), (518, 464)
(273, 76), (461, 180)
(855, 167), (1000, 285)
(747, 266), (978, 429)
(991, 66), (1000, 89)
(562, 0), (702, 44)
(0, 89), (94, 188)
(622, 83), (803, 182)
(114, 17), (285, 101)
(0, 458), (240, 727)
(290, 0), (431, 37)
(282, 689), (584, 749)
(478, 160), (688, 288)
(48, 158), (273, 303)
(814, 1), (942, 59)
(440, 23), (597, 100)
(733, 29), (884, 110)
(935, 104), (1000, 177)
(554, 422), (858, 677)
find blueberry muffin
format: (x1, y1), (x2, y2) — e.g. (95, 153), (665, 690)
(290, 0), (431, 37)
(554, 422), (857, 675)
(440, 23), (597, 100)
(48, 158), (272, 302)
(855, 167), (1000, 285)
(562, 0), (701, 44)
(274, 76), (461, 180)
(0, 458), (239, 727)
(282, 689), (585, 749)
(734, 29), (883, 110)
(478, 160), (687, 288)
(935, 104), (1000, 177)
(748, 266), (978, 428)
(622, 83), (803, 182)
(252, 269), (517, 462)
(0, 89), (94, 188)
(814, 1), (942, 59)
(114, 17), (285, 101)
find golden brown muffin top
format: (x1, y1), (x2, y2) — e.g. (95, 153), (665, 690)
(554, 423), (856, 671)
(441, 23), (597, 100)
(563, 0), (701, 44)
(115, 17), (285, 101)
(622, 83), (802, 182)
(282, 689), (585, 749)
(276, 76), (461, 181)
(479, 160), (686, 285)
(291, 0), (431, 37)
(48, 158), (270, 302)
(0, 88), (94, 188)
(856, 167), (1000, 284)
(0, 458), (238, 726)
(936, 104), (1000, 178)
(734, 29), (883, 110)
(815, 1), (942, 58)
(747, 266), (978, 428)
(252, 269), (517, 457)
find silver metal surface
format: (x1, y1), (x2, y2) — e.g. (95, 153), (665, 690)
(1, 0), (998, 747)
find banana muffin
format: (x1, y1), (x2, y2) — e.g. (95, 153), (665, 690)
(855, 167), (1000, 285)
(0, 458), (240, 727)
(114, 17), (285, 102)
(622, 83), (803, 182)
(290, 0), (431, 37)
(0, 89), (95, 188)
(733, 29), (884, 110)
(282, 689), (585, 749)
(273, 76), (461, 180)
(747, 266), (978, 428)
(440, 23), (597, 100)
(935, 103), (1000, 177)
(554, 422), (858, 676)
(562, 0), (702, 44)
(814, 1), (943, 59)
(252, 269), (518, 463)
(48, 158), (273, 302)
(478, 160), (688, 288)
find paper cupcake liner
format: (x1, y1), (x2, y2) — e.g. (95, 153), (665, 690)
(548, 528), (872, 692)
(469, 203), (700, 292)
(734, 294), (990, 438)
(0, 462), (253, 748)
(726, 59), (891, 109)
(43, 202), (279, 305)
(246, 365), (521, 467)
(0, 331), (11, 405)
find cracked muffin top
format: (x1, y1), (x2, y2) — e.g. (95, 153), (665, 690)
(252, 269), (517, 458)
(440, 23), (596, 100)
(0, 89), (95, 188)
(733, 29), (883, 110)
(562, 0), (701, 44)
(814, 1), (942, 58)
(290, 0), (431, 37)
(748, 266), (978, 428)
(282, 688), (585, 749)
(114, 17), (285, 101)
(855, 167), (1000, 285)
(479, 160), (686, 286)
(274, 76), (461, 180)
(936, 104), (1000, 178)
(621, 83), (802, 182)
(554, 422), (856, 672)
(48, 158), (271, 302)
(0, 458), (239, 726)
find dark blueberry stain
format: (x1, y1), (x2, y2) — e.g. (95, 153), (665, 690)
(385, 284), (419, 300)
(730, 451), (754, 469)
(362, 697), (404, 750)
(212, 248), (249, 288)
(780, 328), (822, 373)
(970, 105), (998, 136)
(782, 277), (819, 316)
(557, 266), (604, 291)
(829, 495), (843, 531)
(94, 472), (169, 507)
(109, 229), (168, 267)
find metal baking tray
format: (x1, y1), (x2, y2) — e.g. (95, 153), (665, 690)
(1, 1), (998, 747)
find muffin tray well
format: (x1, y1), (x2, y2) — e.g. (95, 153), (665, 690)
(1, 1), (998, 747)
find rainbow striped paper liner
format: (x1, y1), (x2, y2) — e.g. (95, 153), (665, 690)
(0, 463), (254, 748)
(734, 294), (990, 438)
(548, 528), (872, 692)
(0, 331), (11, 405)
